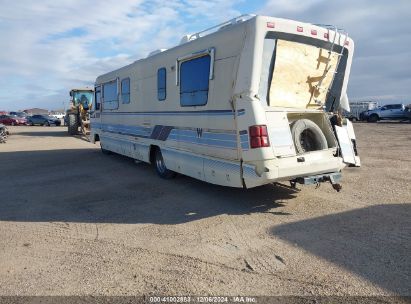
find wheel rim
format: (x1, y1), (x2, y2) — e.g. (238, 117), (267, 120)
(156, 152), (167, 174)
(299, 129), (317, 152)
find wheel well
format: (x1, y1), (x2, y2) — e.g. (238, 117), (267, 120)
(149, 145), (159, 164)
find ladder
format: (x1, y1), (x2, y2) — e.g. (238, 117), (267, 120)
(186, 14), (256, 41)
(313, 24), (349, 108)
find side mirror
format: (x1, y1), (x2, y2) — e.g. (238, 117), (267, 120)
(69, 91), (73, 97)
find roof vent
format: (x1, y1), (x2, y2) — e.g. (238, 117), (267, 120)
(179, 34), (196, 45)
(147, 48), (168, 57)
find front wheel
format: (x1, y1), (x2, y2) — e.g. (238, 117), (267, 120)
(67, 114), (79, 135)
(44, 121), (50, 126)
(154, 148), (176, 179)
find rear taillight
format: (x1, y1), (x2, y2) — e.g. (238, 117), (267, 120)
(249, 125), (270, 149)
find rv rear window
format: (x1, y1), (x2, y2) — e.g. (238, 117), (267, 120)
(121, 78), (130, 104)
(103, 81), (118, 110)
(180, 55), (210, 107)
(157, 68), (166, 101)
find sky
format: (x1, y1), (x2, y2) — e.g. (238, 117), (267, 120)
(0, 0), (410, 111)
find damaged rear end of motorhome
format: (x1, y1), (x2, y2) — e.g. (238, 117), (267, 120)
(91, 15), (360, 191)
(235, 16), (360, 190)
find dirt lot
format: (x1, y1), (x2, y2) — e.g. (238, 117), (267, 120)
(0, 123), (410, 297)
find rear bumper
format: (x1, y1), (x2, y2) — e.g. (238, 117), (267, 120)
(292, 172), (341, 185)
(243, 150), (344, 188)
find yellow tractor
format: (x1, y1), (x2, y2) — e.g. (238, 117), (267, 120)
(66, 87), (94, 136)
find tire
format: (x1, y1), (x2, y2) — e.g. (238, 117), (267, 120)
(67, 114), (79, 135)
(44, 121), (50, 126)
(368, 114), (379, 123)
(290, 119), (328, 154)
(154, 148), (176, 179)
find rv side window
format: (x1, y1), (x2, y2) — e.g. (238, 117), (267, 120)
(157, 68), (166, 101)
(103, 80), (119, 110)
(121, 78), (130, 104)
(180, 55), (210, 107)
(95, 86), (101, 110)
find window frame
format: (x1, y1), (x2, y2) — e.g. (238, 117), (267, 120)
(176, 47), (215, 86)
(176, 48), (215, 107)
(94, 85), (101, 111)
(121, 77), (131, 104)
(157, 68), (167, 101)
(102, 78), (119, 111)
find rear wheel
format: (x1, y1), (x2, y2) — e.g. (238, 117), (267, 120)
(67, 114), (79, 135)
(100, 142), (112, 155)
(154, 148), (176, 179)
(368, 114), (379, 123)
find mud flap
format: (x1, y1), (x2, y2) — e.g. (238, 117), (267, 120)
(335, 120), (361, 166)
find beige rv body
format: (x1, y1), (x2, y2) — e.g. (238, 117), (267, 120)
(91, 15), (360, 189)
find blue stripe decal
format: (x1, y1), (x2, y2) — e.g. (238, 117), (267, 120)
(168, 129), (238, 149)
(94, 123), (152, 138)
(99, 109), (245, 117)
(92, 122), (249, 150)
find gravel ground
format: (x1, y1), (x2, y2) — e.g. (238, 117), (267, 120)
(0, 123), (410, 297)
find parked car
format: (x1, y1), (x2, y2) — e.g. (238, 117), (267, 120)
(362, 104), (407, 122)
(50, 112), (65, 119)
(9, 111), (29, 118)
(27, 114), (61, 126)
(343, 101), (378, 121)
(404, 105), (411, 121)
(0, 114), (27, 125)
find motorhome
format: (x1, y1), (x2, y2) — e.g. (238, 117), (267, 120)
(90, 15), (360, 191)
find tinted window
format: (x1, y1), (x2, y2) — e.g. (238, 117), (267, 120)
(180, 55), (211, 107)
(157, 68), (166, 101)
(385, 104), (401, 110)
(95, 86), (101, 110)
(103, 81), (118, 110)
(121, 78), (130, 104)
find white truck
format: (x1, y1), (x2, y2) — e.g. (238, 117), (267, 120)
(90, 15), (360, 191)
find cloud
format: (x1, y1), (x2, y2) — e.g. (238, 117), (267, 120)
(0, 0), (242, 110)
(260, 0), (411, 103)
(0, 0), (409, 110)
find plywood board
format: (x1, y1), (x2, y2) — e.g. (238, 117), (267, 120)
(269, 40), (339, 109)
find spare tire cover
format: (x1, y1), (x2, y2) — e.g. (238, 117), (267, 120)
(290, 119), (328, 153)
